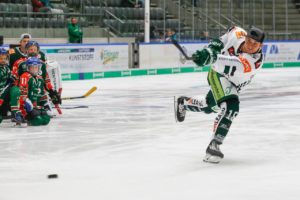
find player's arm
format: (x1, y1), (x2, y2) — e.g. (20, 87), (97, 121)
(18, 74), (30, 108)
(41, 64), (61, 104)
(43, 69), (54, 91)
(192, 38), (224, 66)
(11, 60), (21, 85)
(38, 80), (48, 108)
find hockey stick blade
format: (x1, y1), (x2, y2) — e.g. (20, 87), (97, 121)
(171, 39), (193, 60)
(62, 86), (97, 100)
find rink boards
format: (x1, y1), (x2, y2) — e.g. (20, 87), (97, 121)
(7, 41), (299, 80)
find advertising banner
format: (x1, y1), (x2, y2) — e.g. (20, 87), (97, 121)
(139, 41), (300, 68)
(139, 43), (206, 69)
(41, 44), (129, 73)
(262, 42), (300, 62)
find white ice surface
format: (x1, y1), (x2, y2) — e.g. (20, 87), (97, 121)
(1, 68), (300, 200)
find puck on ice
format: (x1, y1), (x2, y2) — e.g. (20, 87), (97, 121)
(47, 174), (58, 179)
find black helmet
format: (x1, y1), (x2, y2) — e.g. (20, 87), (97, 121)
(247, 26), (265, 43)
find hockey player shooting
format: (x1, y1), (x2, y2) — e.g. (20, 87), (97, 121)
(174, 26), (264, 164)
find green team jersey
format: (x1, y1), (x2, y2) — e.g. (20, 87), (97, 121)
(19, 72), (51, 126)
(0, 65), (11, 91)
(19, 72), (47, 108)
(9, 47), (47, 70)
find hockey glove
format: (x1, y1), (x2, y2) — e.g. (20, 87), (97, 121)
(28, 109), (41, 119)
(192, 38), (224, 67)
(208, 38), (224, 53)
(49, 90), (62, 105)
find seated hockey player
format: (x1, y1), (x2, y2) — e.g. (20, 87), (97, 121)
(174, 26), (264, 164)
(18, 57), (50, 126)
(0, 48), (25, 125)
(11, 40), (61, 116)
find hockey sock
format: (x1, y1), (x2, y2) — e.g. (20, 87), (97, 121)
(9, 86), (21, 115)
(213, 98), (239, 143)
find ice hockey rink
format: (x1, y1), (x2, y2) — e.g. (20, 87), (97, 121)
(1, 67), (300, 200)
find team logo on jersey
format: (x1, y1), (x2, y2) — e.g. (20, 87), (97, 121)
(235, 31), (246, 39)
(225, 86), (233, 95)
(239, 56), (251, 73)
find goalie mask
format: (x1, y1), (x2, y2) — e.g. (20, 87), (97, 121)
(25, 40), (40, 57)
(26, 57), (42, 77)
(0, 48), (9, 67)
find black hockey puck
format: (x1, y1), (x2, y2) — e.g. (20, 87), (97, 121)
(47, 174), (58, 179)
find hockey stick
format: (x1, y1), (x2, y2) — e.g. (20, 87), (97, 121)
(54, 88), (62, 115)
(171, 38), (193, 60)
(62, 86), (97, 100)
(0, 84), (10, 97)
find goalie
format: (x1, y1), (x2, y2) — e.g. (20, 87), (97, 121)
(174, 26), (264, 163)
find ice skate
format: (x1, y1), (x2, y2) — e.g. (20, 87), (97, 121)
(11, 112), (27, 127)
(203, 139), (224, 164)
(174, 96), (189, 122)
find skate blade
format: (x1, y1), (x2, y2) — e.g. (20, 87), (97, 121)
(174, 96), (178, 122)
(174, 96), (185, 123)
(203, 154), (222, 164)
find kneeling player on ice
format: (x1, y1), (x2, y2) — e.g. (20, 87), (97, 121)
(18, 57), (51, 126)
(175, 26), (264, 164)
(0, 48), (16, 124)
(11, 40), (61, 117)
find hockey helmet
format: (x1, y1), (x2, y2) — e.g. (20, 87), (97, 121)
(26, 57), (42, 76)
(25, 40), (40, 54)
(0, 48), (9, 66)
(247, 26), (265, 43)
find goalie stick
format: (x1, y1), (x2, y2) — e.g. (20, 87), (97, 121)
(171, 38), (193, 60)
(62, 86), (97, 100)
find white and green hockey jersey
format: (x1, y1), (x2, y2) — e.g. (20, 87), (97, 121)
(211, 26), (264, 92)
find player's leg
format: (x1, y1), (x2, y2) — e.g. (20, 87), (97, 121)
(27, 109), (50, 126)
(0, 90), (6, 123)
(174, 91), (218, 122)
(9, 86), (26, 124)
(204, 98), (239, 163)
(204, 69), (239, 163)
(0, 88), (10, 117)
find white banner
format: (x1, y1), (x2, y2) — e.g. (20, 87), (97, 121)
(139, 43), (206, 69)
(262, 42), (300, 62)
(139, 41), (300, 68)
(41, 44), (129, 73)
